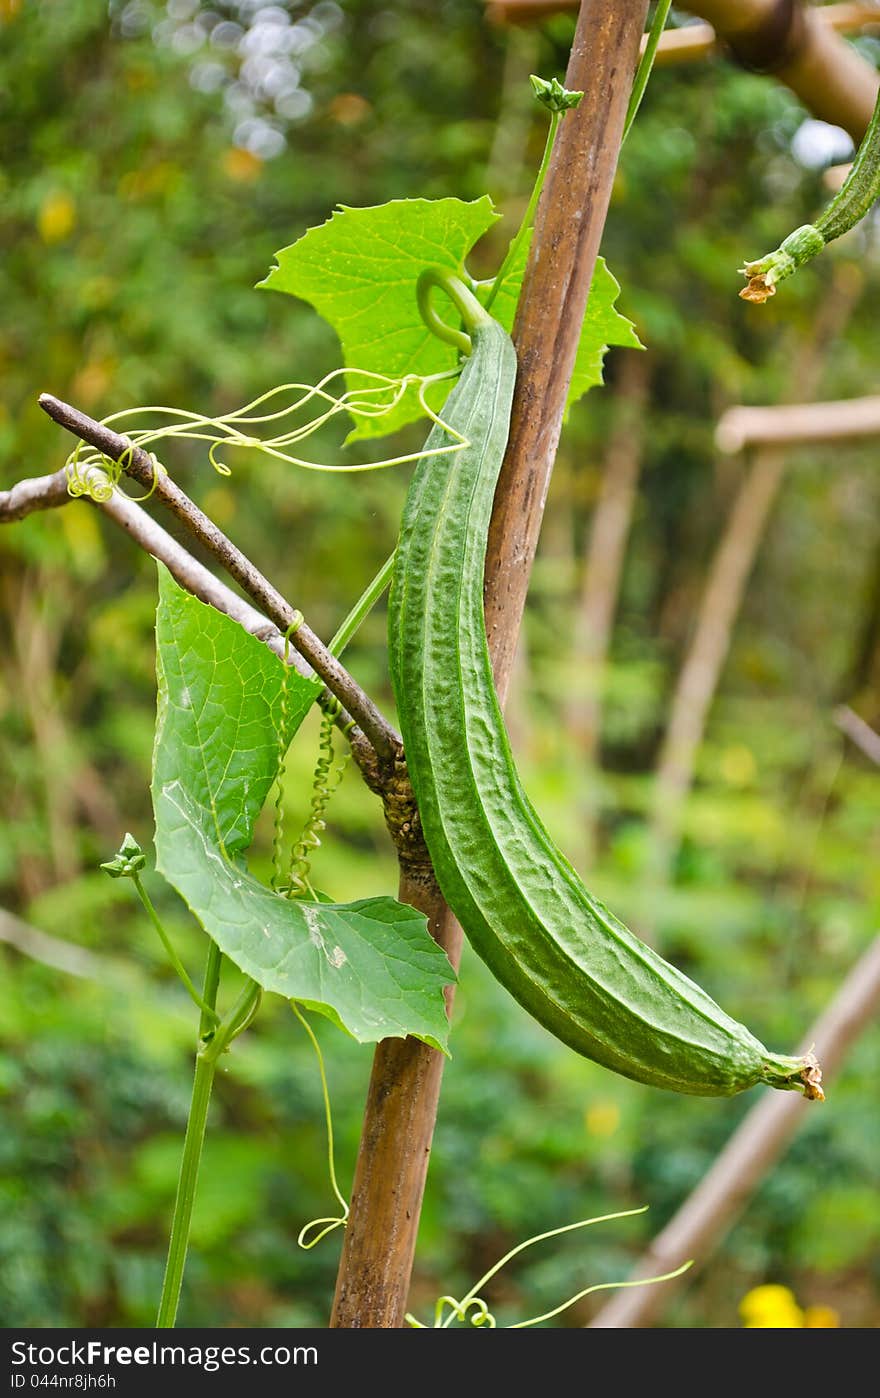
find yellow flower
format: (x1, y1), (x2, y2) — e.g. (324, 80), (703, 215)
(739, 1284), (804, 1328)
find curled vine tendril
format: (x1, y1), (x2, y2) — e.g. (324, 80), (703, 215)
(62, 366), (468, 502)
(290, 1002), (350, 1249)
(66, 436), (166, 503)
(404, 1207), (693, 1329)
(285, 703), (352, 899)
(271, 616), (305, 893)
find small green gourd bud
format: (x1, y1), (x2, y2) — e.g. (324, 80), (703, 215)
(100, 832), (146, 879)
(529, 75), (583, 114)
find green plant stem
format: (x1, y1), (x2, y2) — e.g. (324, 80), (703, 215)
(132, 873), (220, 1025)
(622, 0), (672, 143)
(484, 108), (560, 313)
(156, 940), (222, 1329)
(213, 976), (262, 1054)
(329, 549), (396, 658)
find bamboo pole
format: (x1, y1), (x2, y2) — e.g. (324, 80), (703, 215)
(487, 1), (880, 141)
(330, 0), (651, 1327)
(716, 394), (880, 453)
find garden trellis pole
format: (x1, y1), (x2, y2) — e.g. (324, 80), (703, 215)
(489, 0), (880, 142)
(330, 0), (650, 1328)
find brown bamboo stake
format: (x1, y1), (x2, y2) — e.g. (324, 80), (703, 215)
(672, 0), (880, 141)
(589, 935), (880, 1328)
(484, 1), (652, 704)
(330, 0), (650, 1328)
(716, 394), (880, 454)
(488, 0), (880, 141)
(650, 264), (863, 882)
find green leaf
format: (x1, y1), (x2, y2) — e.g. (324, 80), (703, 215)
(477, 237), (642, 416)
(261, 196), (640, 437)
(259, 196), (499, 439)
(152, 565), (454, 1050)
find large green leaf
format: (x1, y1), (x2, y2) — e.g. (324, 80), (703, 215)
(260, 196), (640, 438)
(152, 565), (454, 1049)
(259, 197), (498, 439)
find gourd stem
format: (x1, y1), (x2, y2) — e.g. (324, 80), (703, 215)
(329, 549), (396, 658)
(416, 267), (491, 355)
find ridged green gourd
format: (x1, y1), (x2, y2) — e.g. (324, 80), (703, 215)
(388, 267), (822, 1100)
(740, 83), (880, 302)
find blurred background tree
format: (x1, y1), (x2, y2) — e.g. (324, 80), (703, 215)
(1, 0), (878, 1327)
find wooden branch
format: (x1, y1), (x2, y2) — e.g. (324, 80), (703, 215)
(0, 468), (72, 521)
(589, 935), (880, 1328)
(2, 464), (307, 674)
(690, 0), (880, 141)
(488, 1), (880, 141)
(0, 462), (383, 774)
(37, 393), (401, 767)
(716, 394), (880, 454)
(834, 703), (880, 764)
(330, 0), (651, 1328)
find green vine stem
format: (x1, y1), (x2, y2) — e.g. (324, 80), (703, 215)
(622, 0), (672, 143)
(328, 549), (396, 659)
(131, 873), (220, 1025)
(483, 110), (559, 314)
(740, 84), (880, 302)
(484, 76), (582, 315)
(101, 834), (220, 1026)
(156, 940), (222, 1329)
(155, 949), (261, 1328)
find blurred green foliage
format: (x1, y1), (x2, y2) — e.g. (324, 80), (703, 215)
(1, 0), (878, 1328)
